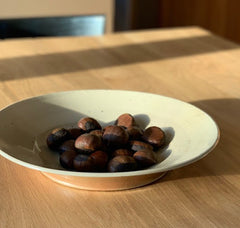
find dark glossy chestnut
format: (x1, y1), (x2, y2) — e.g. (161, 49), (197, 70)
(73, 154), (95, 172)
(108, 155), (137, 172)
(46, 128), (70, 150)
(78, 117), (101, 132)
(75, 133), (102, 153)
(129, 140), (153, 152)
(133, 149), (157, 167)
(142, 126), (165, 148)
(127, 126), (143, 140)
(89, 129), (103, 137)
(90, 150), (108, 171)
(116, 113), (136, 128)
(68, 128), (84, 139)
(112, 149), (133, 157)
(103, 125), (129, 148)
(59, 150), (77, 169)
(59, 139), (76, 154)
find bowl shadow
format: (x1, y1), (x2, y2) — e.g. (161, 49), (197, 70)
(153, 98), (240, 184)
(155, 127), (175, 163)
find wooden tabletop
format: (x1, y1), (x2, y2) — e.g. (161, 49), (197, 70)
(0, 27), (240, 227)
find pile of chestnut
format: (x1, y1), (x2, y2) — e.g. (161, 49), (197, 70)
(46, 114), (165, 172)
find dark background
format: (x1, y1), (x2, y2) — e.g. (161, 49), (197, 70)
(116, 0), (240, 44)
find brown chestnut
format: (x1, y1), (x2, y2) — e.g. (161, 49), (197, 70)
(133, 149), (157, 168)
(60, 150), (77, 169)
(59, 139), (76, 154)
(112, 149), (133, 157)
(103, 125), (129, 148)
(108, 156), (137, 172)
(46, 128), (70, 150)
(68, 128), (84, 139)
(90, 150), (108, 171)
(116, 113), (136, 128)
(73, 154), (95, 171)
(75, 133), (102, 153)
(142, 126), (165, 148)
(78, 117), (101, 132)
(129, 140), (153, 152)
(89, 129), (103, 137)
(127, 126), (143, 140)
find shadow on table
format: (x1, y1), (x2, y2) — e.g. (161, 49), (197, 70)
(0, 34), (238, 81)
(148, 98), (240, 187)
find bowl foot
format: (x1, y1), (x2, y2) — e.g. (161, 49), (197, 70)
(41, 171), (167, 191)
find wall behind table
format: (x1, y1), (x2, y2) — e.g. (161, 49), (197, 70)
(126, 0), (240, 44)
(159, 0), (240, 44)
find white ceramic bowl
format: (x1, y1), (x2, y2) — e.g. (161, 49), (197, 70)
(0, 90), (219, 191)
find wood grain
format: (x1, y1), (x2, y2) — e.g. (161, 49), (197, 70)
(0, 27), (240, 227)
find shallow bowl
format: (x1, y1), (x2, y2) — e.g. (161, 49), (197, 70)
(0, 90), (219, 191)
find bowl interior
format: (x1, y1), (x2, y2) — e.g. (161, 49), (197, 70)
(0, 90), (219, 177)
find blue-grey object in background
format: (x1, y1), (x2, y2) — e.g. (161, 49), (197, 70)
(0, 15), (105, 38)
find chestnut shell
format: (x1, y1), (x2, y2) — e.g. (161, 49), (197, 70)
(46, 128), (70, 150)
(73, 154), (95, 172)
(75, 133), (102, 153)
(108, 155), (137, 172)
(60, 150), (77, 169)
(78, 117), (101, 132)
(59, 139), (76, 154)
(116, 113), (136, 128)
(142, 126), (165, 148)
(103, 125), (129, 149)
(133, 149), (157, 168)
(129, 140), (153, 152)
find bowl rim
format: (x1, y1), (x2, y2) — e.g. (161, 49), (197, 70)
(0, 89), (220, 177)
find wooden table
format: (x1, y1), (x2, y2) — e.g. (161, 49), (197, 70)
(0, 27), (239, 227)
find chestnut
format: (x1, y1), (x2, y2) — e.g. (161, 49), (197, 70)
(116, 113), (136, 128)
(46, 128), (70, 150)
(78, 117), (101, 132)
(129, 140), (153, 152)
(103, 125), (129, 148)
(108, 156), (137, 172)
(68, 128), (84, 139)
(75, 133), (102, 153)
(59, 150), (77, 169)
(90, 150), (108, 171)
(59, 139), (76, 154)
(142, 126), (165, 148)
(89, 129), (103, 137)
(46, 113), (166, 173)
(112, 149), (133, 157)
(133, 149), (157, 168)
(73, 154), (95, 172)
(127, 126), (143, 140)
